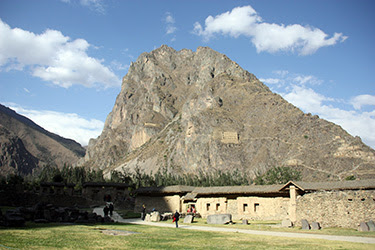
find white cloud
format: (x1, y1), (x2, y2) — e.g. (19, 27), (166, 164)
(350, 94), (375, 110)
(259, 71), (375, 149)
(194, 5), (347, 55)
(61, 0), (105, 14)
(280, 84), (375, 149)
(164, 12), (177, 41)
(111, 60), (129, 71)
(293, 75), (322, 86)
(259, 78), (280, 84)
(8, 104), (104, 146)
(0, 19), (120, 88)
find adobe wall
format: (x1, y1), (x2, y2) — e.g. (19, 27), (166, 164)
(134, 195), (181, 213)
(196, 197), (228, 217)
(195, 196), (289, 221)
(296, 190), (375, 229)
(236, 197), (289, 221)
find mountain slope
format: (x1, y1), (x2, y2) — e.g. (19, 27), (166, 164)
(83, 45), (375, 181)
(0, 125), (38, 175)
(0, 104), (85, 175)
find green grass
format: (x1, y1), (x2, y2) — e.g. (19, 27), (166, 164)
(0, 222), (373, 249)
(174, 218), (375, 238)
(116, 210), (141, 219)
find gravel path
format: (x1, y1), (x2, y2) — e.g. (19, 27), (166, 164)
(93, 207), (375, 244)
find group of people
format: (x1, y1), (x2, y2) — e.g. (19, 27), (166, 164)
(103, 202), (114, 217)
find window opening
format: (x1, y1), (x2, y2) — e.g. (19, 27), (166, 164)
(254, 203), (259, 212)
(243, 203), (248, 212)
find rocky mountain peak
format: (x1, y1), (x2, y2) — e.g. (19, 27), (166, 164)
(82, 46), (375, 181)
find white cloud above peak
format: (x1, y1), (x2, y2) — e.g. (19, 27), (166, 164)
(194, 5), (348, 55)
(350, 94), (375, 110)
(0, 19), (120, 88)
(164, 12), (177, 41)
(260, 70), (375, 148)
(8, 104), (104, 146)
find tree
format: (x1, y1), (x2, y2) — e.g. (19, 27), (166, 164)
(254, 166), (301, 185)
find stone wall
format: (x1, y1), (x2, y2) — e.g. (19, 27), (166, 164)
(135, 195), (181, 213)
(236, 197), (289, 221)
(296, 190), (375, 228)
(195, 196), (289, 220)
(196, 197), (228, 217)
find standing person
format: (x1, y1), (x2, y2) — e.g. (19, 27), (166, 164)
(141, 204), (146, 220)
(173, 210), (180, 228)
(109, 203), (114, 217)
(103, 205), (109, 217)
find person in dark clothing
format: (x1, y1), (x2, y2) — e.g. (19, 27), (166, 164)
(141, 204), (146, 220)
(103, 205), (109, 217)
(173, 210), (180, 228)
(109, 203), (114, 216)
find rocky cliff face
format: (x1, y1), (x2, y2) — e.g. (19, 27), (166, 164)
(0, 104), (85, 176)
(83, 45), (375, 181)
(0, 125), (38, 175)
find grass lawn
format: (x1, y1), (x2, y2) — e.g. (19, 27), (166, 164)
(175, 218), (375, 238)
(0, 222), (373, 249)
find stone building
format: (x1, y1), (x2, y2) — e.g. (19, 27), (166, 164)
(280, 179), (375, 228)
(135, 179), (375, 229)
(185, 185), (290, 221)
(134, 185), (194, 214)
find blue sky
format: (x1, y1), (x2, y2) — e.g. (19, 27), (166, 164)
(0, 0), (374, 149)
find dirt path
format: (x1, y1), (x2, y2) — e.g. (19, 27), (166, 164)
(93, 208), (375, 244)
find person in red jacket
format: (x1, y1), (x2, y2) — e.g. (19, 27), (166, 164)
(173, 210), (180, 228)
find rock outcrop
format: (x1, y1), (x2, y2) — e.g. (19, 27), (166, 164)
(0, 125), (38, 175)
(83, 45), (375, 181)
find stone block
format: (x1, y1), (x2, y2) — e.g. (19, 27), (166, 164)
(311, 222), (321, 230)
(184, 215), (194, 223)
(301, 219), (310, 230)
(150, 212), (160, 222)
(242, 219), (248, 225)
(367, 220), (375, 231)
(281, 219), (293, 228)
(207, 214), (232, 224)
(145, 214), (151, 222)
(358, 222), (369, 232)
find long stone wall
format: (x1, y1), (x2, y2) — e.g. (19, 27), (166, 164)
(296, 190), (375, 228)
(195, 196), (289, 220)
(236, 197), (289, 221)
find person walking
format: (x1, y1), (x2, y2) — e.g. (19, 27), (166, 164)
(173, 210), (180, 228)
(103, 205), (109, 217)
(109, 203), (114, 217)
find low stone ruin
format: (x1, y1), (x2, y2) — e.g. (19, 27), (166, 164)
(0, 203), (114, 227)
(207, 214), (232, 224)
(358, 221), (375, 231)
(300, 219), (321, 230)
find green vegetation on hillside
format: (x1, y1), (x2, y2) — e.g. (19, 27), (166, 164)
(1, 165), (302, 191)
